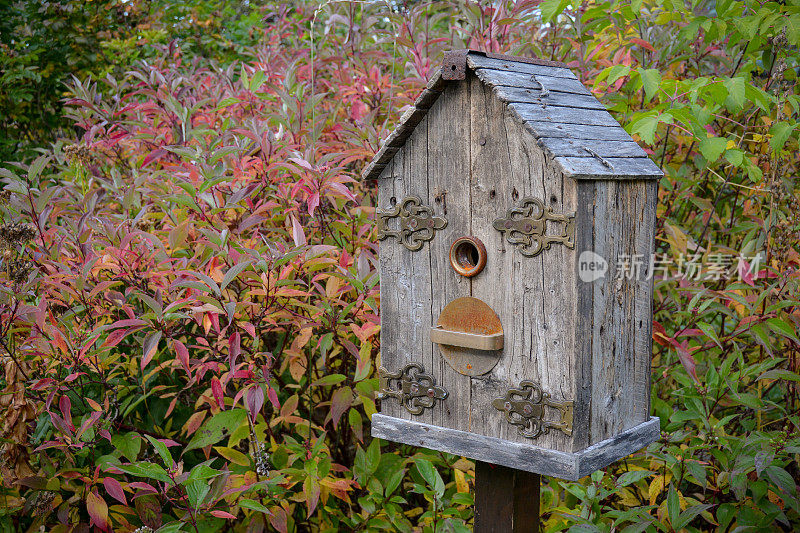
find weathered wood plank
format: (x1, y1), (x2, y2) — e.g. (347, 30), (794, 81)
(554, 156), (663, 179)
(473, 68), (591, 96)
(537, 138), (647, 158)
(371, 414), (661, 480)
(632, 181), (658, 425)
(426, 79), (472, 430)
(572, 182), (596, 452)
(522, 120), (635, 141)
(475, 462), (540, 533)
(377, 154), (401, 420)
(468, 54), (576, 80)
(372, 413), (578, 479)
(493, 85), (605, 109)
(576, 416), (660, 478)
(509, 102), (620, 127)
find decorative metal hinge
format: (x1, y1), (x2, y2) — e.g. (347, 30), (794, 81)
(492, 197), (575, 257)
(378, 363), (448, 415)
(492, 380), (574, 439)
(377, 196), (447, 251)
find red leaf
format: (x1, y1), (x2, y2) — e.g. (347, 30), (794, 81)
(329, 387), (352, 429)
(173, 339), (190, 373)
(675, 343), (699, 384)
(59, 395), (73, 429)
(103, 477), (127, 505)
(141, 331), (162, 370)
(229, 332), (241, 370)
(630, 37), (655, 51)
(211, 377), (225, 409)
(210, 510), (237, 519)
(267, 386), (280, 410)
(86, 491), (109, 531)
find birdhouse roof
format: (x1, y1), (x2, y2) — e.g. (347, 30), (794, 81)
(362, 50), (663, 181)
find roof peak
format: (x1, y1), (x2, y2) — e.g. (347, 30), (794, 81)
(361, 50), (662, 181)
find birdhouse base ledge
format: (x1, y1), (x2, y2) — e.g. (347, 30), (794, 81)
(370, 414), (660, 481)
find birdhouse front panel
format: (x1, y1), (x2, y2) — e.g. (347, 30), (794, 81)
(368, 51), (663, 480)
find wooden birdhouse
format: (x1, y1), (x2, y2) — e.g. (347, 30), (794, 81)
(365, 50), (663, 481)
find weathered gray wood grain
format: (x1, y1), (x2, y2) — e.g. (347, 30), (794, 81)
(371, 414), (660, 480)
(510, 102), (620, 128)
(473, 68), (591, 96)
(493, 86), (605, 109)
(554, 156), (663, 179)
(536, 138), (647, 158)
(467, 54), (577, 80)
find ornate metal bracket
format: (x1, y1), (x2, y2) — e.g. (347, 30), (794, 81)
(492, 197), (574, 257)
(492, 380), (574, 439)
(378, 196), (447, 251)
(378, 363), (448, 415)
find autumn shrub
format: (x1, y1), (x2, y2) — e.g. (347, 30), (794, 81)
(0, 1), (798, 532)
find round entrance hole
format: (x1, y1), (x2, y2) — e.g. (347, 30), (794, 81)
(449, 236), (487, 278)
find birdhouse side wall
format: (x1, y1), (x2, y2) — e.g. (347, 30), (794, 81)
(573, 179), (658, 448)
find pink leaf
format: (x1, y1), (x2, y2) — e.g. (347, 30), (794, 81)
(103, 477), (127, 505)
(291, 215), (306, 247)
(86, 491), (109, 531)
(307, 192), (320, 217)
(210, 510), (237, 519)
(246, 386), (264, 423)
(675, 343), (699, 384)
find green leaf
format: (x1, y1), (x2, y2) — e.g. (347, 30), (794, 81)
(639, 68), (661, 102)
(112, 432), (141, 462)
(540, 0), (570, 23)
(116, 462), (172, 484)
(144, 435), (173, 468)
(698, 136), (728, 162)
(239, 499), (273, 515)
(221, 260), (252, 291)
(666, 484), (680, 526)
(766, 317), (800, 344)
(723, 77), (745, 110)
(616, 470), (654, 487)
(757, 369), (800, 382)
(185, 409), (247, 452)
(187, 463), (222, 482)
(185, 479), (210, 509)
(311, 374), (346, 387)
(415, 458), (445, 497)
(607, 64), (631, 84)
(674, 504), (712, 529)
(769, 122), (795, 152)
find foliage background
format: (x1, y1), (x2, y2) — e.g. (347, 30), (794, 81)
(0, 0), (798, 531)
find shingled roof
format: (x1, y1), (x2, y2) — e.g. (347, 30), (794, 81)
(362, 50), (663, 181)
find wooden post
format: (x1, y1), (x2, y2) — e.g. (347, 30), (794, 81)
(474, 461), (540, 533)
